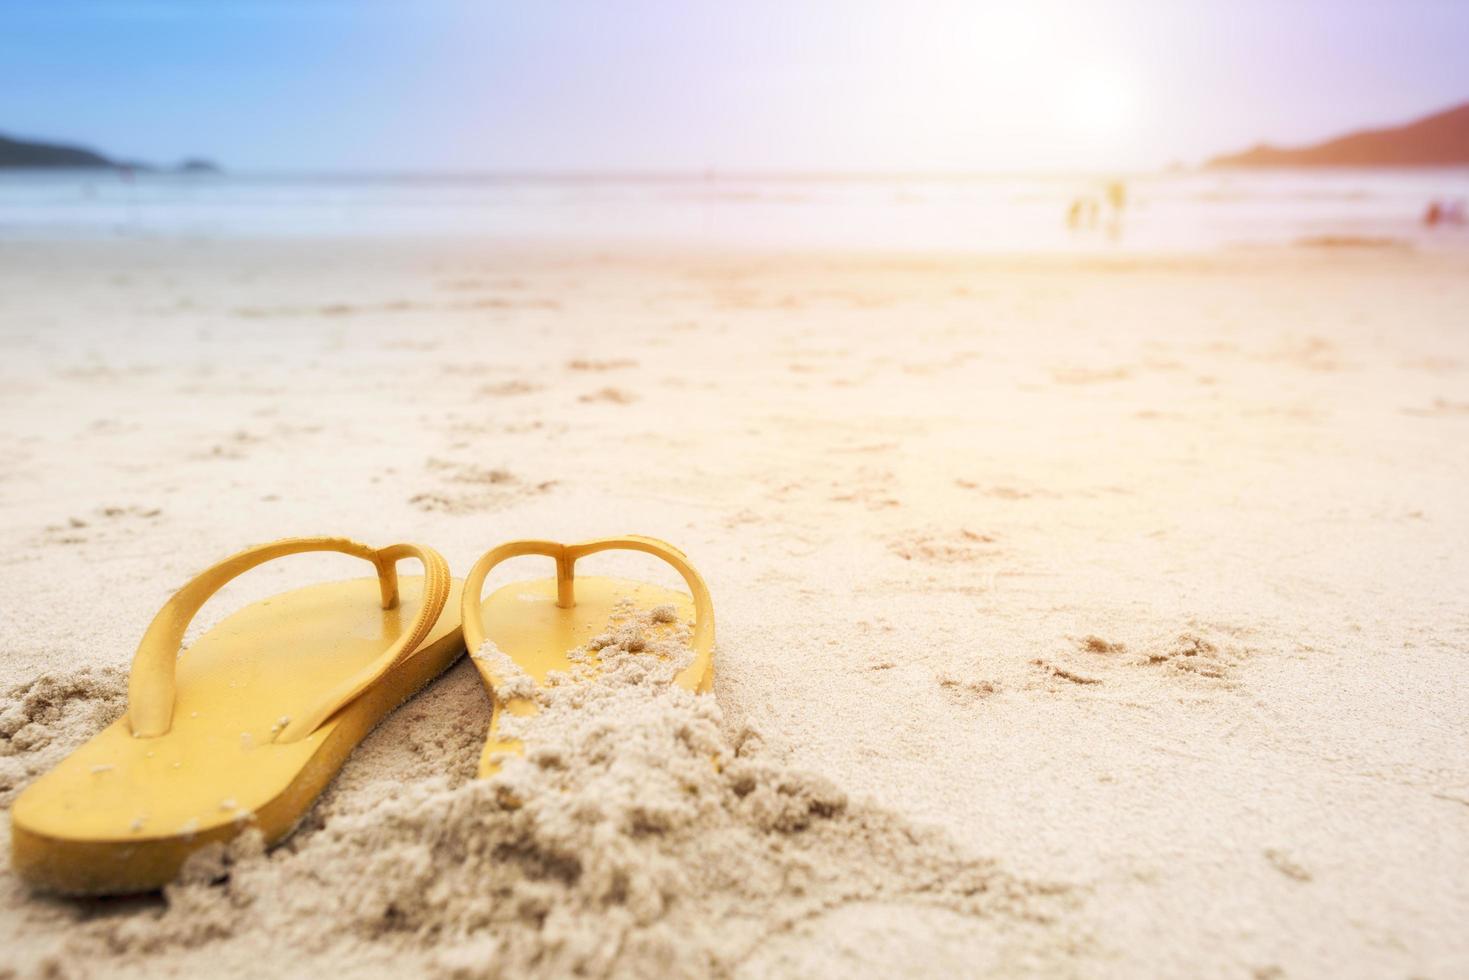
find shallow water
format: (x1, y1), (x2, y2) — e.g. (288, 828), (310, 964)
(2, 167), (1468, 251)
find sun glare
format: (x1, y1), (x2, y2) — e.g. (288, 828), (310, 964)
(1065, 70), (1138, 139)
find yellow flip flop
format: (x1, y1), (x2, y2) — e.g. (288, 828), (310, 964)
(11, 537), (464, 895)
(460, 535), (714, 777)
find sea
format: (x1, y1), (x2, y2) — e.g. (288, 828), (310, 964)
(1, 168), (1467, 252)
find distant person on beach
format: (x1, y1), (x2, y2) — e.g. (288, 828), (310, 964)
(1066, 196), (1100, 231)
(1102, 180), (1128, 241)
(1424, 199), (1467, 227)
(1067, 181), (1128, 236)
(1066, 198), (1085, 230)
(1106, 180), (1127, 213)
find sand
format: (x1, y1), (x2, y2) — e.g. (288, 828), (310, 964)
(0, 238), (1466, 977)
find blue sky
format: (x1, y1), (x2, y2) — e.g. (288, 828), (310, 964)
(2, 0), (1466, 172)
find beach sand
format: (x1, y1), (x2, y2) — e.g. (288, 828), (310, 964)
(1, 238), (1466, 977)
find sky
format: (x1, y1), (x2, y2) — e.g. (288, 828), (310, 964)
(1, 0), (1466, 173)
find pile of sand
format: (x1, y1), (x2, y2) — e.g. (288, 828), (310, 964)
(2, 611), (1062, 978)
(0, 667), (128, 808)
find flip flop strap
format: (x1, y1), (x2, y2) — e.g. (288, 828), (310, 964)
(460, 535), (714, 691)
(127, 537), (451, 743)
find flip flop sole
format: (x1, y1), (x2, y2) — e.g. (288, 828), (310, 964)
(474, 574), (704, 776)
(11, 575), (464, 895)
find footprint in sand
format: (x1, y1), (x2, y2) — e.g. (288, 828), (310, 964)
(1051, 366), (1131, 385)
(1024, 636), (1128, 690)
(1139, 630), (1241, 682)
(1264, 848), (1313, 882)
(567, 358), (638, 372)
(937, 675), (1001, 705)
(409, 459), (556, 515)
(888, 529), (999, 564)
(1030, 659), (1104, 687)
(478, 379), (543, 397)
(40, 505), (163, 547)
(579, 387), (638, 405)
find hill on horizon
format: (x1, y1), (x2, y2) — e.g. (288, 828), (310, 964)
(0, 131), (218, 172)
(1208, 101), (1469, 168)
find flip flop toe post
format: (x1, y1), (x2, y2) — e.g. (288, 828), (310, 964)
(460, 535), (714, 776)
